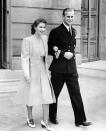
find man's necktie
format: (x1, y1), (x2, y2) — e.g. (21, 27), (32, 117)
(69, 27), (72, 36)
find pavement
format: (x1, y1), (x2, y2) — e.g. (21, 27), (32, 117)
(0, 74), (106, 131)
(0, 60), (106, 131)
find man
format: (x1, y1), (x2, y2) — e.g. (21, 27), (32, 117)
(48, 8), (91, 127)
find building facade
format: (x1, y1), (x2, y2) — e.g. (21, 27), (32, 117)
(0, 0), (106, 69)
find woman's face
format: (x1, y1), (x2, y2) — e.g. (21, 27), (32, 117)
(35, 22), (46, 35)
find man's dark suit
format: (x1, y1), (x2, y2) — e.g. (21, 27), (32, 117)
(48, 24), (86, 124)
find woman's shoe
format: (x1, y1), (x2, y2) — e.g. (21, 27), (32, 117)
(27, 118), (36, 128)
(41, 120), (54, 131)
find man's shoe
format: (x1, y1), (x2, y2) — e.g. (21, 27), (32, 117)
(49, 119), (59, 124)
(75, 121), (92, 127)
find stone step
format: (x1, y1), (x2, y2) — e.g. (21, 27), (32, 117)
(0, 60), (106, 96)
(77, 60), (106, 78)
(0, 79), (20, 92)
(0, 70), (23, 96)
(0, 69), (23, 80)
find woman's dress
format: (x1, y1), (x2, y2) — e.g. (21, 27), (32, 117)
(21, 35), (55, 106)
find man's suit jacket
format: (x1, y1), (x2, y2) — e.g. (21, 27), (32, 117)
(48, 24), (78, 75)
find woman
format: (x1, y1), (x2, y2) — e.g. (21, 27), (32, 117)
(21, 18), (55, 131)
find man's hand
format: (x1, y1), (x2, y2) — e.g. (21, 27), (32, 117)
(64, 52), (73, 60)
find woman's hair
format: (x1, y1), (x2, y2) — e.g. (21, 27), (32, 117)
(31, 18), (47, 34)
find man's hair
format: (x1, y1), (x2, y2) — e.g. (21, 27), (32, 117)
(62, 8), (74, 16)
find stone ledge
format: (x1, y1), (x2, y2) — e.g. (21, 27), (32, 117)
(77, 60), (106, 78)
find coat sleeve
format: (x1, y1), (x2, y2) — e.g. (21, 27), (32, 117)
(48, 29), (65, 59)
(21, 38), (30, 80)
(48, 29), (57, 57)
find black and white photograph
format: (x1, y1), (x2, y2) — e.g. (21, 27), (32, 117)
(0, 0), (106, 131)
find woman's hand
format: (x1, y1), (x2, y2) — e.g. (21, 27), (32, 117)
(24, 75), (30, 84)
(53, 46), (58, 52)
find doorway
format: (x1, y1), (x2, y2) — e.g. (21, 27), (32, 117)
(81, 0), (99, 62)
(0, 0), (10, 69)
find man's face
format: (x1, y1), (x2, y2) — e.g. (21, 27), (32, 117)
(63, 10), (74, 26)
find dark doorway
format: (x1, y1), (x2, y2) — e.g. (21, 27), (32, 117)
(0, 0), (2, 68)
(0, 0), (8, 69)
